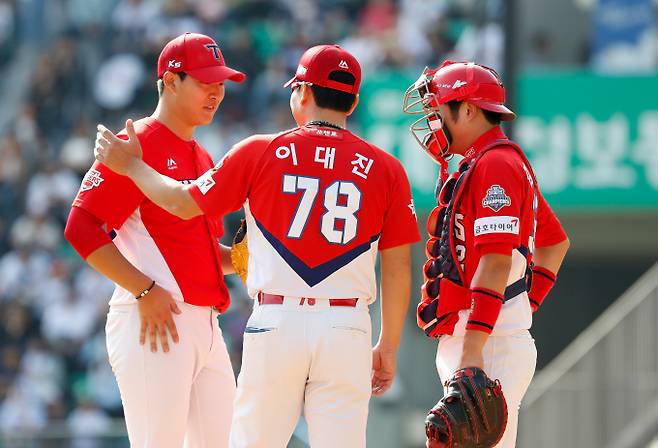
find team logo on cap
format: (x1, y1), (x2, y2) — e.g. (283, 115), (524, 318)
(339, 60), (349, 69)
(297, 65), (307, 76)
(452, 80), (467, 89)
(168, 60), (182, 68)
(482, 185), (511, 212)
(204, 43), (221, 60)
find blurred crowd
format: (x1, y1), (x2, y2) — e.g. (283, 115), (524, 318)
(0, 0), (508, 443)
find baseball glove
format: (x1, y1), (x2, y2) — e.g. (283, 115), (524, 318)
(230, 219), (248, 284)
(425, 367), (507, 448)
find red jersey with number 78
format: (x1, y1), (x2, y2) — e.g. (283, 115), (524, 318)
(189, 125), (421, 302)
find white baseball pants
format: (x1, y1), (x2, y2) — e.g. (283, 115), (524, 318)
(436, 330), (537, 448)
(230, 298), (373, 448)
(105, 301), (236, 448)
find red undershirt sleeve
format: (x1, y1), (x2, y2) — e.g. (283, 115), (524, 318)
(64, 206), (113, 259)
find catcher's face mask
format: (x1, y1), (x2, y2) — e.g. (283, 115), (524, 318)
(403, 67), (453, 163)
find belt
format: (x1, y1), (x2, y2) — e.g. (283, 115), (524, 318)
(503, 278), (527, 302)
(257, 292), (359, 307)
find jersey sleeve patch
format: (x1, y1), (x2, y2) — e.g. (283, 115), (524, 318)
(195, 170), (217, 195)
(408, 199), (417, 217)
(80, 169), (105, 192)
(474, 216), (519, 236)
(481, 184), (511, 212)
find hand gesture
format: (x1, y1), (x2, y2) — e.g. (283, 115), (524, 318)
(371, 342), (397, 396)
(95, 119), (143, 176)
(137, 283), (182, 353)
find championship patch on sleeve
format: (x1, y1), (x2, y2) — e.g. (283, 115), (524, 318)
(474, 216), (519, 236)
(481, 185), (511, 212)
(195, 171), (216, 195)
(80, 169), (104, 192)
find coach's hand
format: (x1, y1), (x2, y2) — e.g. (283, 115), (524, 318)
(95, 119), (143, 176)
(138, 283), (182, 353)
(371, 342), (397, 396)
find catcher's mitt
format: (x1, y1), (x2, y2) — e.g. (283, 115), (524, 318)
(426, 367), (507, 448)
(230, 220), (248, 284)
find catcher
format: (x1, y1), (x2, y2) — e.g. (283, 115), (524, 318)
(403, 61), (570, 447)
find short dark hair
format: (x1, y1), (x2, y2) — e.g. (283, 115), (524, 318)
(446, 100), (501, 125)
(157, 72), (187, 96)
(446, 100), (463, 122)
(482, 109), (502, 125)
(309, 71), (357, 112)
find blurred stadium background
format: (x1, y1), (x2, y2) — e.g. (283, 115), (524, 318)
(0, 0), (656, 446)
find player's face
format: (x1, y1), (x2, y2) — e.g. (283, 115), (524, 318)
(177, 76), (225, 126)
(289, 83), (304, 126)
(436, 102), (465, 155)
(289, 81), (313, 126)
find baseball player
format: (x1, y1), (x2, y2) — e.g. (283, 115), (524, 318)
(403, 61), (570, 447)
(64, 33), (245, 448)
(94, 44), (421, 448)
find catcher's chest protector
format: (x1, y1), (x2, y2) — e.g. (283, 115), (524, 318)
(437, 139), (537, 287)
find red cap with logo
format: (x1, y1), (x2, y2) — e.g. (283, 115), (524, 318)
(157, 32), (246, 84)
(283, 44), (361, 94)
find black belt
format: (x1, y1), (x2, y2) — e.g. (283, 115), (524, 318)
(503, 278), (527, 302)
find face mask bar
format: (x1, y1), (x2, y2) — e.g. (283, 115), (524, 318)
(409, 110), (452, 164)
(402, 67), (436, 114)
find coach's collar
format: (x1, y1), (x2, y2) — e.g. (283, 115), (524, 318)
(306, 120), (344, 130)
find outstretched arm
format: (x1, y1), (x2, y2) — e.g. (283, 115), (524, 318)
(95, 119), (203, 219)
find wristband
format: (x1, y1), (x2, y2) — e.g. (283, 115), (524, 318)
(466, 287), (504, 334)
(135, 280), (156, 300)
(528, 266), (556, 311)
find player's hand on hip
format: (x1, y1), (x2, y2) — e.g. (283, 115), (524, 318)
(95, 119), (143, 176)
(137, 283), (182, 353)
(371, 342), (397, 396)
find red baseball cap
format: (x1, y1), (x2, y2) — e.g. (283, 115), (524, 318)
(283, 45), (361, 94)
(157, 33), (246, 84)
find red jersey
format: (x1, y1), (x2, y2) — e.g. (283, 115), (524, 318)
(72, 117), (229, 309)
(189, 125), (421, 301)
(451, 127), (566, 334)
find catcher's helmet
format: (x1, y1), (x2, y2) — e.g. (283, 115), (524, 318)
(402, 61), (515, 163)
